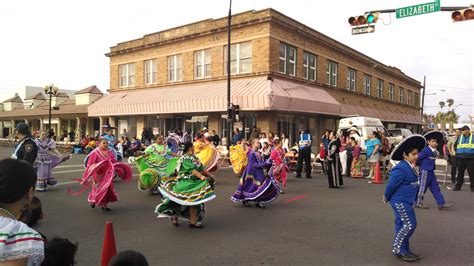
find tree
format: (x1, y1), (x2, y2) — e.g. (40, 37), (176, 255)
(446, 98), (454, 111)
(439, 101), (446, 111)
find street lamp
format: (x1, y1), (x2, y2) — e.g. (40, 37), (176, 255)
(43, 84), (59, 134)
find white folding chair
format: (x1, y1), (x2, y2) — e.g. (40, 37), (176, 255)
(435, 159), (448, 186)
(311, 153), (323, 174)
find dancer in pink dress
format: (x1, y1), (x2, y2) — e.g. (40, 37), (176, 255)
(270, 139), (289, 193)
(70, 139), (132, 211)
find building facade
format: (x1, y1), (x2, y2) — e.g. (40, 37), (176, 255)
(89, 9), (422, 146)
(0, 86), (103, 140)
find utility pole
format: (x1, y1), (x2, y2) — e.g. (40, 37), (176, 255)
(421, 76), (426, 130)
(226, 0), (232, 151)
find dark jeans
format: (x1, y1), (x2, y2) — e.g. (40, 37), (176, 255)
(450, 156), (458, 183)
(455, 157), (474, 189)
(296, 148), (311, 177)
(346, 155), (353, 177)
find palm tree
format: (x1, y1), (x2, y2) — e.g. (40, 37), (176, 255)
(439, 101), (446, 111)
(446, 98), (454, 111)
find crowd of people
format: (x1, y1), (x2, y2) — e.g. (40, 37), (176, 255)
(2, 120), (473, 264)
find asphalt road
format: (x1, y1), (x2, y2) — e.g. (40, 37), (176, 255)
(1, 147), (473, 265)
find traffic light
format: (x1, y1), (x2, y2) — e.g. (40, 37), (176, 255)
(227, 105), (234, 121)
(452, 7), (474, 22)
(348, 12), (379, 26)
(233, 104), (240, 121)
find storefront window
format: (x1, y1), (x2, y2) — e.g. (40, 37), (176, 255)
(277, 114), (297, 146)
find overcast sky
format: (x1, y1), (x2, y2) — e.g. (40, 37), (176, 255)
(0, 0), (472, 121)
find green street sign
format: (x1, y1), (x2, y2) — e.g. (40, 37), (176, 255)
(396, 1), (441, 19)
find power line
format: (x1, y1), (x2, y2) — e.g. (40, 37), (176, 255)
(427, 84), (473, 90)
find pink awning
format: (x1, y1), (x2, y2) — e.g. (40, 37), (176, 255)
(88, 77), (341, 117)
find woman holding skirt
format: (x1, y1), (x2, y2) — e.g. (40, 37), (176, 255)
(69, 139), (132, 211)
(34, 131), (71, 192)
(270, 139), (288, 193)
(156, 142), (216, 228)
(231, 138), (280, 208)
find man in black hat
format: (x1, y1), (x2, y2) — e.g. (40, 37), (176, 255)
(11, 122), (38, 165)
(453, 125), (474, 192)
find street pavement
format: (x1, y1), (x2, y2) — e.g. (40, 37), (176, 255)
(1, 147), (473, 265)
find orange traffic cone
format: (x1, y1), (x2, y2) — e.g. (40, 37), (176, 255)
(101, 221), (117, 266)
(369, 161), (384, 184)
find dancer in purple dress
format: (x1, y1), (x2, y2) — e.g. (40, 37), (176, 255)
(34, 131), (71, 192)
(231, 138), (280, 208)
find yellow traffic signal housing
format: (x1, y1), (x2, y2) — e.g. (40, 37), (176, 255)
(452, 7), (474, 22)
(348, 12), (380, 26)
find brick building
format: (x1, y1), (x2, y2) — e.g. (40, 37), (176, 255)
(89, 8), (421, 146)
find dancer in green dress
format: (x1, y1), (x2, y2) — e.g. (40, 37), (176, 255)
(155, 142), (216, 228)
(131, 136), (178, 195)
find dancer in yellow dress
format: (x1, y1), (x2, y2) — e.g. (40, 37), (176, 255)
(230, 138), (248, 176)
(193, 133), (219, 173)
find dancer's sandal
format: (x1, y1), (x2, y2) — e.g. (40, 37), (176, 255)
(189, 223), (204, 229)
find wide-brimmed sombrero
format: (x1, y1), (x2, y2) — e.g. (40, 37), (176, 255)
(423, 131), (444, 145)
(390, 134), (426, 161)
(138, 168), (160, 191)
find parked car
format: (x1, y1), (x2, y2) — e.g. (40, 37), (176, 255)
(387, 128), (413, 146)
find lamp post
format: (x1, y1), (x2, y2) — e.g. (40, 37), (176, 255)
(43, 84), (59, 135)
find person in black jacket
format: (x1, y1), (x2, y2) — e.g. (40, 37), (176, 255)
(11, 123), (38, 165)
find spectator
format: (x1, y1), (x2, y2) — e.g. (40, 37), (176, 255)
(68, 129), (76, 142)
(280, 133), (289, 153)
(85, 137), (96, 154)
(109, 250), (149, 266)
(316, 142), (326, 174)
(321, 130), (330, 153)
(259, 132), (269, 147)
(232, 128), (244, 145)
(0, 159), (45, 265)
(261, 142), (271, 160)
(33, 128), (40, 138)
(366, 131), (382, 180)
(42, 237), (78, 266)
(141, 128), (151, 145)
(202, 127), (210, 138)
(249, 126), (260, 140)
(350, 137), (363, 178)
(208, 130), (220, 146)
(447, 128), (461, 183)
(47, 128), (56, 141)
(103, 130), (116, 150)
(380, 131), (391, 156)
(121, 129), (128, 139)
(130, 137), (142, 156)
(339, 130), (349, 176)
(81, 135), (90, 147)
(17, 196), (44, 227)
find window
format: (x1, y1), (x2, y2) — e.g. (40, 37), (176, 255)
(168, 55), (183, 82)
(399, 87), (405, 103)
(224, 42), (252, 75)
(414, 92), (420, 107)
(346, 68), (356, 91)
(389, 83), (394, 101)
(377, 79), (384, 98)
(363, 74), (372, 95)
(194, 50), (211, 79)
(326, 60), (338, 87)
(144, 59), (157, 85)
(407, 90), (413, 106)
(303, 51), (316, 80)
(279, 43), (296, 76)
(119, 63), (135, 87)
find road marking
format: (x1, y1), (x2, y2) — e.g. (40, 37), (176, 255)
(285, 194), (308, 203)
(56, 174), (139, 186)
(55, 164), (84, 169)
(53, 170), (85, 174)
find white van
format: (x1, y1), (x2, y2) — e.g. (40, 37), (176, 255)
(337, 116), (389, 150)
